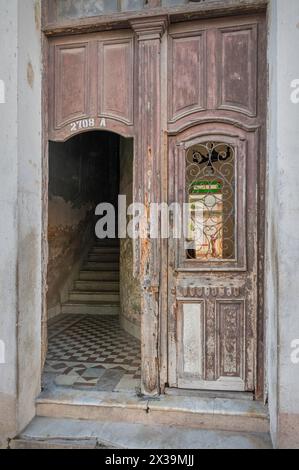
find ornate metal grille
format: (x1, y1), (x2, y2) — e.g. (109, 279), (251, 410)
(185, 142), (235, 261)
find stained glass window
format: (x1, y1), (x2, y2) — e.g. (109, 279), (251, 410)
(185, 142), (235, 261)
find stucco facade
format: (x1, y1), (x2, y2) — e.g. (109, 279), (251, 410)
(0, 0), (299, 449)
(0, 0), (42, 445)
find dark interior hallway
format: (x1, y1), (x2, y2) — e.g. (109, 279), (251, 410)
(44, 131), (141, 394)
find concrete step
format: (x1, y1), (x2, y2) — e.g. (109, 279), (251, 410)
(83, 262), (119, 271)
(79, 271), (119, 281)
(10, 438), (100, 449)
(61, 302), (119, 315)
(11, 416), (272, 449)
(69, 291), (120, 303)
(36, 388), (270, 435)
(87, 253), (119, 262)
(74, 280), (119, 292)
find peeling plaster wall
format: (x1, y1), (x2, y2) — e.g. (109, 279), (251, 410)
(47, 196), (93, 315)
(267, 0), (299, 449)
(119, 138), (141, 339)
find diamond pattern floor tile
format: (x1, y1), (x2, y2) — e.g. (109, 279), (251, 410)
(43, 314), (141, 392)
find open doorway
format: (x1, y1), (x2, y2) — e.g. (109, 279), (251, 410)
(42, 131), (141, 394)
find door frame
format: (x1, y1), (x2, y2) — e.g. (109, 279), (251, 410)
(41, 1), (268, 400)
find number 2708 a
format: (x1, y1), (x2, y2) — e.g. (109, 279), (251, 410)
(70, 118), (95, 132)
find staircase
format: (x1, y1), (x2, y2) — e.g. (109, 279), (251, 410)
(62, 239), (120, 315)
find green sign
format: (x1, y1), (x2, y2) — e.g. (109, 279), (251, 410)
(190, 181), (222, 194)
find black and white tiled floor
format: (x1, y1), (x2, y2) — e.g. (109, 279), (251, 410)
(43, 314), (141, 393)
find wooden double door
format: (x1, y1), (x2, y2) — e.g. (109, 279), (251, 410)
(47, 12), (266, 395)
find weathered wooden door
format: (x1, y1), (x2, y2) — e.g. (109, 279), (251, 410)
(167, 14), (266, 392)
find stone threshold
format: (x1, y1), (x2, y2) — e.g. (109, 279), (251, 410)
(36, 388), (269, 434)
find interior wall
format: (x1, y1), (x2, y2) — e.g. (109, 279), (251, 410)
(119, 137), (141, 339)
(47, 131), (120, 319)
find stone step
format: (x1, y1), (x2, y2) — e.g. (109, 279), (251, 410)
(83, 262), (119, 271)
(79, 271), (119, 281)
(74, 280), (120, 292)
(87, 253), (119, 262)
(61, 302), (119, 315)
(94, 240), (120, 247)
(36, 388), (270, 435)
(69, 291), (120, 303)
(90, 247), (120, 255)
(11, 416), (272, 449)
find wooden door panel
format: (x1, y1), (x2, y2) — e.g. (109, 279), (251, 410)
(178, 302), (204, 381)
(168, 32), (207, 122)
(99, 39), (134, 125)
(167, 15), (265, 393)
(49, 32), (134, 141)
(216, 24), (258, 116)
(167, 16), (262, 132)
(168, 125), (258, 392)
(175, 281), (248, 391)
(54, 43), (90, 129)
(217, 300), (245, 382)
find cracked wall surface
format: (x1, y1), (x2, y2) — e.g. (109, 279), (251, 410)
(119, 138), (141, 339)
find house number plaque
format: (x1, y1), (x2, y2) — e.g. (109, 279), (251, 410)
(70, 118), (96, 133)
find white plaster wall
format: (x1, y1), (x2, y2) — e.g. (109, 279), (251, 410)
(16, 0), (42, 434)
(266, 0), (279, 446)
(0, 0), (19, 445)
(267, 0), (299, 449)
(0, 0), (42, 446)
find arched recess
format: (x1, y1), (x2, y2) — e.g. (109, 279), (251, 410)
(41, 129), (141, 379)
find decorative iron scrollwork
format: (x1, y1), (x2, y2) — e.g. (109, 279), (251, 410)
(192, 145), (232, 175)
(185, 141), (235, 261)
